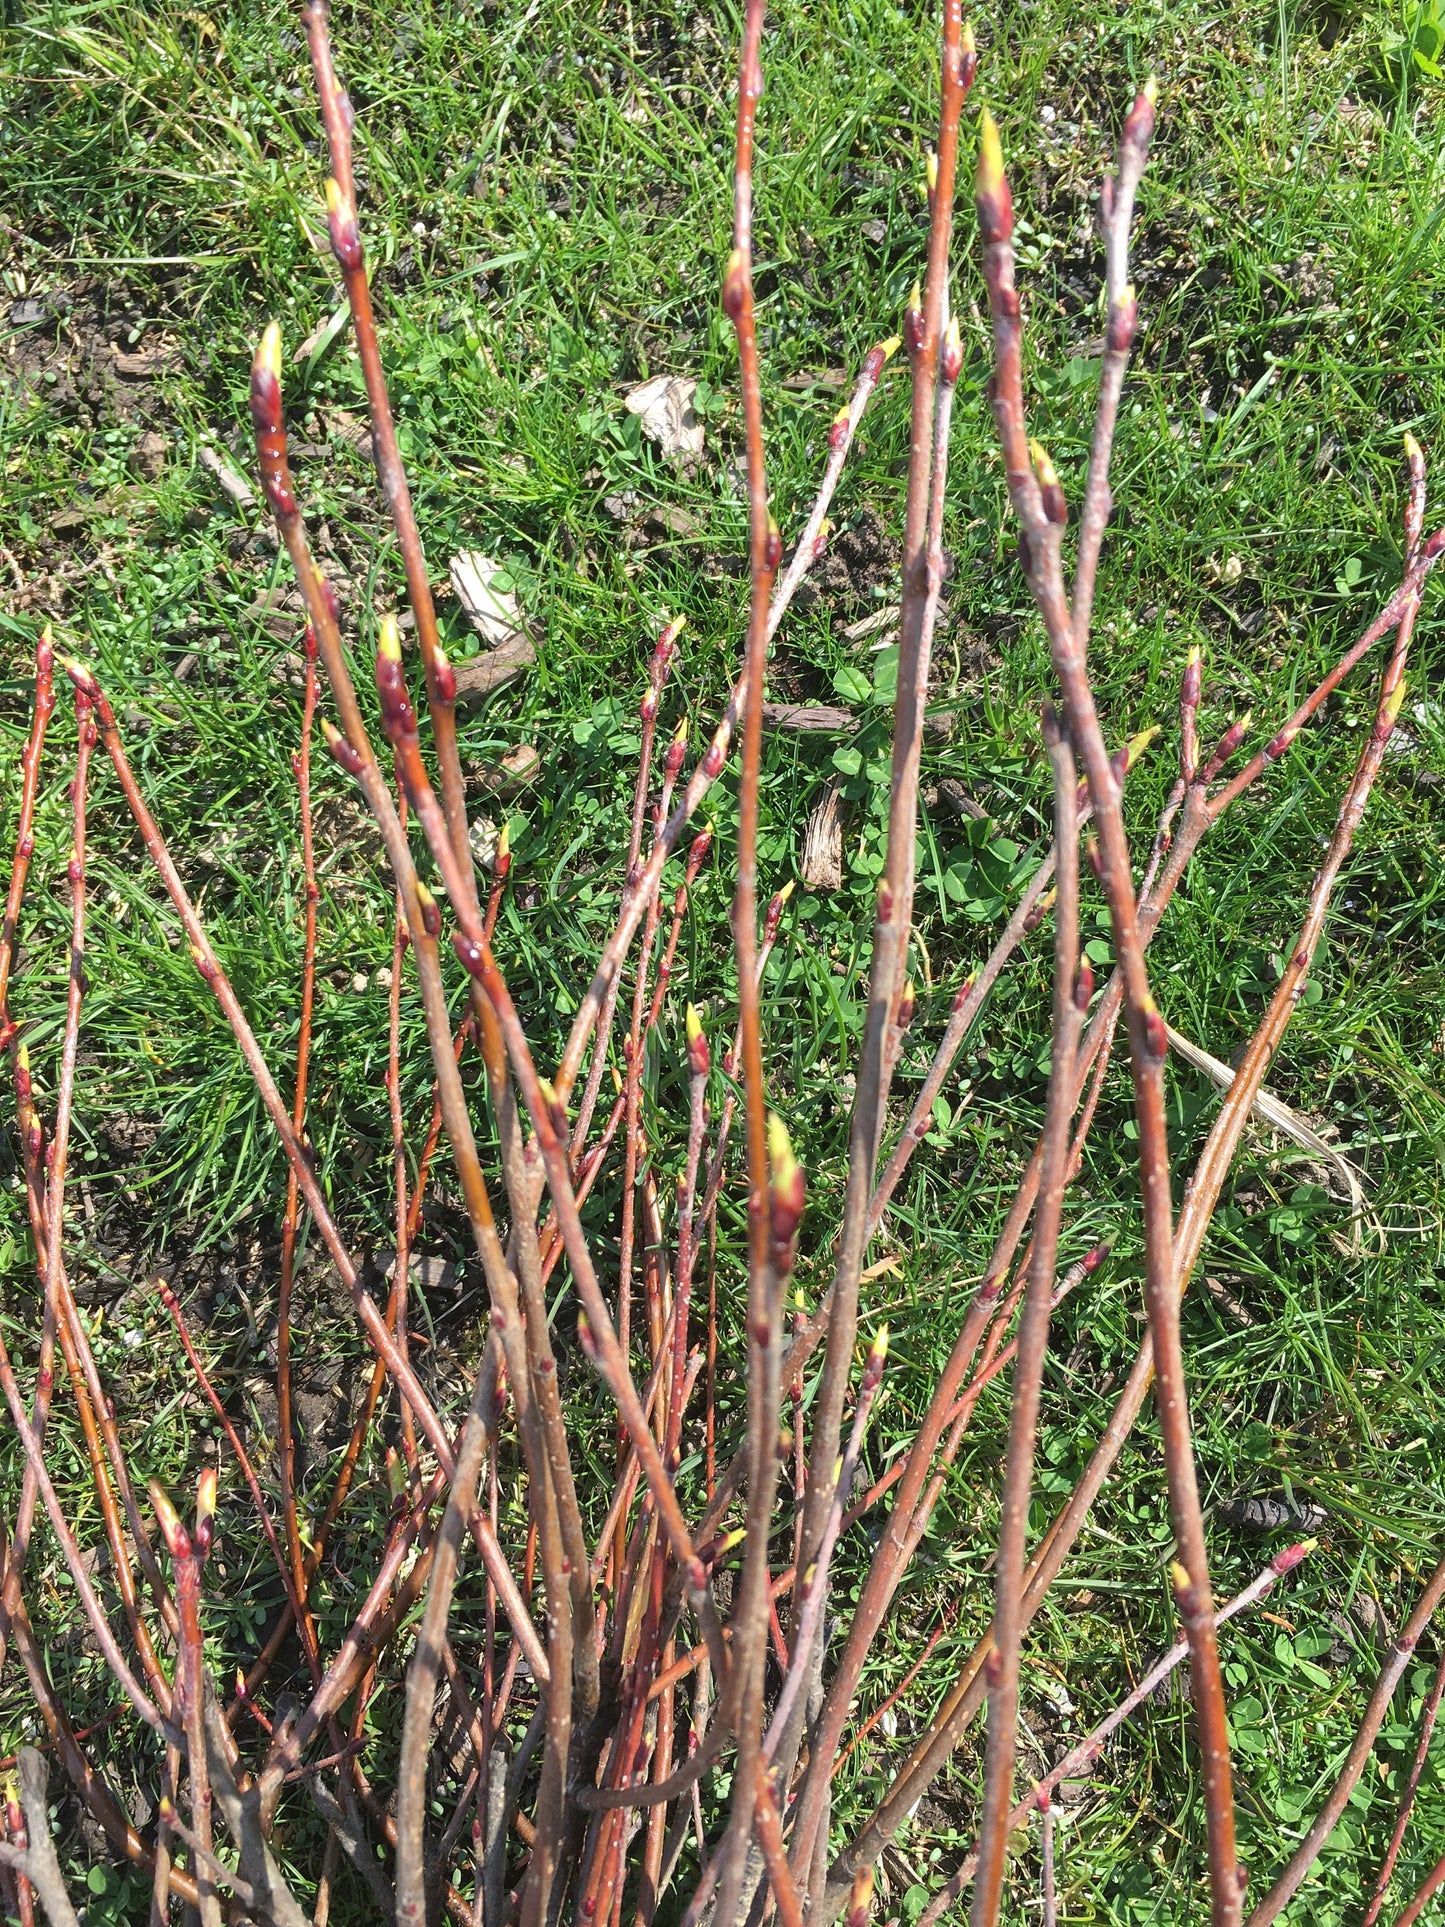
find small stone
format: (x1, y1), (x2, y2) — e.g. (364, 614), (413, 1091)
(351, 972), (369, 994)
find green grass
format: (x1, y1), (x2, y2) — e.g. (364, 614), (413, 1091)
(2, 0), (1445, 1921)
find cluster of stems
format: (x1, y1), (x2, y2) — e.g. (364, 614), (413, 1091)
(2, 9), (1442, 1927)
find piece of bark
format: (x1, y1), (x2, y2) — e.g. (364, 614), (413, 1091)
(762, 702), (857, 734)
(198, 444), (256, 510)
(931, 777), (990, 821)
(801, 784), (844, 892)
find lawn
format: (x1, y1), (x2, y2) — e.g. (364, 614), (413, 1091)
(2, 0), (1444, 1921)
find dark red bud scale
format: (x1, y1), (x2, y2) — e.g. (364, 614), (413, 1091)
(701, 734), (726, 779)
(639, 687), (659, 725)
(1041, 481), (1068, 526)
(1073, 957), (1094, 1011)
(903, 306), (925, 356)
(1270, 1540), (1314, 1575)
(685, 828), (712, 882)
(984, 1646), (1003, 1689)
(16, 833), (33, 863)
(1142, 1003), (1169, 1062)
(453, 933), (484, 975)
(323, 725), (364, 778)
(1017, 532), (1033, 576)
(1081, 1239), (1111, 1273)
(303, 620), (319, 663)
(325, 181), (364, 272)
(36, 631), (54, 680)
(1122, 83), (1158, 154)
(764, 520), (783, 573)
(434, 655), (457, 707)
(1106, 291), (1138, 355)
(1085, 834), (1102, 881)
(828, 412), (850, 452)
(862, 344), (886, 383)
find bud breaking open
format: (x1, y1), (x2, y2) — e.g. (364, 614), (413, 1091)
(721, 247), (748, 321)
(194, 1467), (217, 1556)
(767, 1112), (805, 1274)
(322, 718), (364, 778)
(324, 177), (363, 271)
(940, 315), (963, 386)
(685, 1004), (710, 1078)
(150, 1480), (191, 1563)
(975, 109), (1013, 246)
(903, 279), (925, 356)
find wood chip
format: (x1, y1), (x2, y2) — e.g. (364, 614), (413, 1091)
(841, 605), (900, 642)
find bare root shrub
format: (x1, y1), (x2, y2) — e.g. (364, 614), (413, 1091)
(3, 5), (1443, 1926)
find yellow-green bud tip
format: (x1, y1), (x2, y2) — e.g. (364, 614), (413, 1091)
(16, 1042), (29, 1073)
(1404, 430), (1423, 461)
(256, 319), (283, 384)
(497, 821), (510, 860)
(961, 19), (976, 54)
(685, 1003), (705, 1046)
(777, 878), (796, 905)
(869, 1324), (889, 1363)
(1169, 1559), (1192, 1594)
(1186, 642), (1202, 667)
(767, 1112), (799, 1187)
(414, 879), (435, 908)
(1125, 724), (1160, 768)
(945, 315), (962, 354)
(926, 150), (939, 194)
(672, 713), (689, 745)
(879, 334), (902, 362)
(725, 246), (746, 280)
(1028, 439), (1059, 489)
(324, 177), (345, 218)
(1384, 679), (1408, 725)
(906, 278), (922, 315)
(377, 612), (403, 662)
(977, 108), (1004, 195)
(1142, 75), (1159, 106)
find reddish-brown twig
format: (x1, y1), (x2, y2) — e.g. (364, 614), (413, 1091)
(916, 1542), (1317, 1927)
(970, 706), (1083, 1927)
(1391, 1849), (1445, 1927)
(277, 622), (320, 1645)
(1247, 1553), (1445, 1926)
(1362, 1642), (1445, 1926)
(709, 8), (787, 1905)
(974, 90), (1240, 1921)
